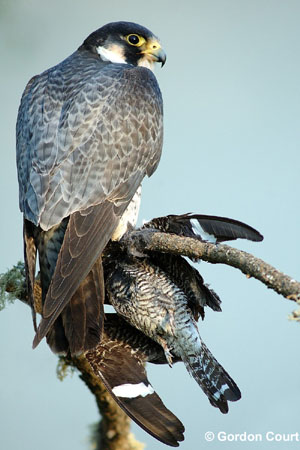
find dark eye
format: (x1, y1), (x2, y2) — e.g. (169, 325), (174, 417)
(128, 34), (140, 45)
(125, 34), (146, 47)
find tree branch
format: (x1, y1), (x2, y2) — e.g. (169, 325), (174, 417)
(1, 228), (299, 450)
(121, 229), (300, 302)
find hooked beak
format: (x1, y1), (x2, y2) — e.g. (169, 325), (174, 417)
(140, 40), (167, 67)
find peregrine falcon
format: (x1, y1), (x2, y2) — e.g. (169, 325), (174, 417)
(16, 21), (165, 354)
(86, 313), (185, 447)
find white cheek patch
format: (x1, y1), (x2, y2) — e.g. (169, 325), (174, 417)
(190, 219), (217, 243)
(112, 382), (154, 398)
(97, 45), (127, 64)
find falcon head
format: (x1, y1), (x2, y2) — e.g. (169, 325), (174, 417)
(81, 21), (166, 70)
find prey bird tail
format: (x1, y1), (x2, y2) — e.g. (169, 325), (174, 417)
(180, 341), (241, 414)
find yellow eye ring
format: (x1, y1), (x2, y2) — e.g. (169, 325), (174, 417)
(125, 34), (146, 47)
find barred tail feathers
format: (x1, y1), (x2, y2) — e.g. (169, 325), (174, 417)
(180, 341), (241, 414)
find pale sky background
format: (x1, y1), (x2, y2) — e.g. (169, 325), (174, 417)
(1, 1), (300, 449)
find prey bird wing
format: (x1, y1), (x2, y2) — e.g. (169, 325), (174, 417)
(143, 213), (263, 243)
(139, 212), (263, 317)
(16, 21), (165, 353)
(86, 314), (184, 447)
(147, 251), (222, 317)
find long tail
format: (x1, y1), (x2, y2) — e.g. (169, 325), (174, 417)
(46, 257), (104, 354)
(180, 341), (241, 414)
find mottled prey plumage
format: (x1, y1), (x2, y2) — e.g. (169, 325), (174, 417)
(104, 241), (241, 415)
(16, 21), (165, 354)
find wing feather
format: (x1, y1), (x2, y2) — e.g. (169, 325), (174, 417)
(17, 53), (163, 230)
(143, 213), (263, 243)
(86, 315), (184, 447)
(33, 198), (125, 348)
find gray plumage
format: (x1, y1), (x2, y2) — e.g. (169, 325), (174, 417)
(16, 21), (165, 353)
(104, 247), (241, 414)
(17, 54), (162, 229)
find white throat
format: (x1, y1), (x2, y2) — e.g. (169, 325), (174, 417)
(97, 45), (127, 64)
(137, 57), (155, 72)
